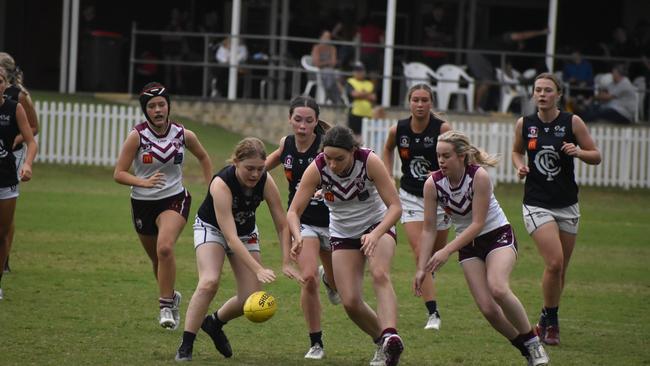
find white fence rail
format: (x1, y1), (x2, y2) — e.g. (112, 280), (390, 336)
(363, 118), (650, 189)
(35, 101), (141, 166)
(33, 102), (649, 189)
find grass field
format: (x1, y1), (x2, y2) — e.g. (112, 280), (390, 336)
(1, 108), (649, 365)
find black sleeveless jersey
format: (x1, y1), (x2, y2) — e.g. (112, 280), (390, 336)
(0, 98), (19, 187)
(396, 114), (443, 196)
(3, 85), (20, 102)
(197, 165), (267, 235)
(521, 111), (578, 208)
(280, 134), (329, 227)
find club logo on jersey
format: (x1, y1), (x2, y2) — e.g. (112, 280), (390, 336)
(142, 153), (153, 164)
(423, 136), (435, 147)
(0, 140), (7, 158)
(409, 156), (432, 180)
(358, 190), (369, 201)
(354, 177), (365, 191)
(324, 191), (335, 202)
(528, 138), (537, 151)
(284, 155), (293, 169)
(534, 145), (561, 181)
(172, 139), (182, 149)
(0, 114), (10, 125)
(399, 136), (410, 148)
(141, 143), (152, 151)
(554, 125), (566, 138)
(527, 126), (538, 138)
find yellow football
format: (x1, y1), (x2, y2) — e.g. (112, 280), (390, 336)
(243, 291), (277, 323)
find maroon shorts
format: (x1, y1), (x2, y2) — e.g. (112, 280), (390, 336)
(330, 223), (397, 251)
(130, 189), (191, 235)
(458, 224), (517, 262)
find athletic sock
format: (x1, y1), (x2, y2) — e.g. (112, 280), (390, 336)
(212, 311), (228, 327)
(543, 306), (559, 326)
(309, 331), (323, 347)
(181, 331), (197, 348)
(510, 331), (535, 357)
(425, 300), (438, 315)
(159, 296), (174, 309)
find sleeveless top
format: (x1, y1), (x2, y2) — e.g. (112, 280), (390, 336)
(521, 111), (578, 208)
(0, 99), (19, 187)
(3, 85), (20, 102)
(431, 164), (508, 234)
(280, 134), (329, 227)
(197, 165), (267, 236)
(315, 148), (386, 238)
(396, 115), (443, 196)
(130, 121), (186, 200)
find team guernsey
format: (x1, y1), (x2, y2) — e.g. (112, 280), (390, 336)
(521, 111), (578, 208)
(431, 164), (508, 235)
(131, 121), (186, 200)
(315, 148), (386, 238)
(0, 98), (19, 187)
(196, 165), (267, 236)
(396, 115), (443, 196)
(281, 134), (329, 228)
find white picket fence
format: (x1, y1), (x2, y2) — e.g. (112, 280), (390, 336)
(35, 101), (141, 166)
(363, 118), (650, 189)
(32, 102), (649, 189)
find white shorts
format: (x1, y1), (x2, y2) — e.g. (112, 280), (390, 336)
(300, 224), (331, 251)
(193, 216), (261, 254)
(523, 203), (580, 235)
(13, 144), (26, 179)
(399, 188), (451, 230)
(0, 185), (19, 200)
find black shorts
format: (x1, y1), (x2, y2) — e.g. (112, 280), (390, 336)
(330, 222), (397, 251)
(130, 189), (191, 235)
(458, 224), (517, 262)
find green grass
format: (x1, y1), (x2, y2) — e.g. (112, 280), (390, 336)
(1, 97), (650, 365)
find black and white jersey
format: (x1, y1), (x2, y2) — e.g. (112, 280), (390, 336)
(521, 112), (578, 208)
(396, 115), (444, 196)
(0, 99), (19, 187)
(280, 134), (329, 228)
(197, 165), (267, 236)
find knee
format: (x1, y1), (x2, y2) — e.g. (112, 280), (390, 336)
(197, 277), (220, 295)
(545, 257), (564, 276)
(477, 302), (500, 321)
(341, 295), (364, 314)
(302, 270), (319, 291)
(156, 242), (174, 259)
(369, 267), (391, 287)
(488, 282), (511, 302)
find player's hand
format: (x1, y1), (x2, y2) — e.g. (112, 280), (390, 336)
(413, 269), (427, 297)
(561, 141), (580, 158)
(144, 171), (165, 188)
(19, 163), (32, 182)
(290, 236), (303, 260)
(256, 267), (276, 283)
(428, 249), (449, 273)
(360, 232), (380, 257)
(516, 165), (529, 180)
(282, 263), (305, 285)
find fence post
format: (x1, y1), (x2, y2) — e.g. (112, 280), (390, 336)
(621, 128), (632, 190)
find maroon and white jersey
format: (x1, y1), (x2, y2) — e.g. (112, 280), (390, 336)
(431, 164), (508, 235)
(131, 121), (186, 200)
(315, 148), (386, 238)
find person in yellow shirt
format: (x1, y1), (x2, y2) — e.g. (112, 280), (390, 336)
(345, 62), (376, 141)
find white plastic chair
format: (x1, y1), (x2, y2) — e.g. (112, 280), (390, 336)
(495, 67), (528, 113)
(402, 61), (440, 106)
(301, 55), (326, 104)
(435, 64), (475, 112)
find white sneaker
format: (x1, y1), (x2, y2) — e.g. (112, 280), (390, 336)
(424, 311), (441, 330)
(304, 344), (325, 360)
(0, 288), (4, 300)
(160, 307), (176, 330)
(525, 336), (549, 366)
(369, 344), (386, 366)
(171, 291), (182, 330)
(319, 265), (341, 305)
